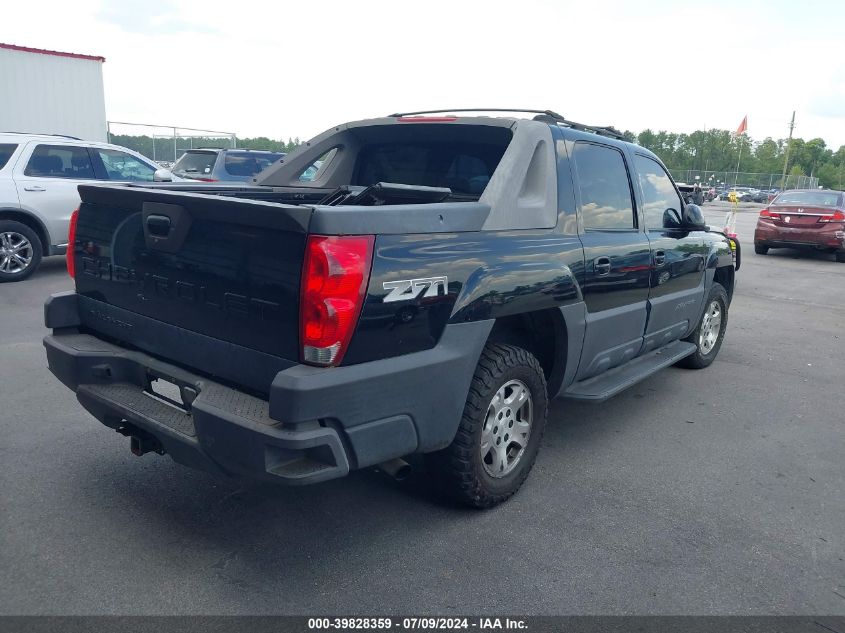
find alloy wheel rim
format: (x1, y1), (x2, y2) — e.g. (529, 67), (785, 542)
(481, 379), (533, 478)
(699, 300), (722, 355)
(0, 232), (33, 274)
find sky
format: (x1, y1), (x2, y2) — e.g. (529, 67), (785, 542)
(2, 0), (845, 149)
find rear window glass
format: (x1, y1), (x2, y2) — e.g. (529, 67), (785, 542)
(24, 144), (95, 179)
(0, 144), (18, 169)
(773, 191), (842, 207)
(172, 151), (217, 176)
(224, 152), (284, 177)
(354, 142), (507, 196)
(572, 142), (636, 230)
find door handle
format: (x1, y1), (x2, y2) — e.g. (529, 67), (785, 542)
(654, 250), (666, 266)
(594, 256), (612, 276)
(23, 185), (46, 192)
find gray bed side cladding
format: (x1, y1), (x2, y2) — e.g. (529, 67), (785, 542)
(255, 116), (557, 231)
(479, 120), (558, 230)
(269, 319), (495, 453)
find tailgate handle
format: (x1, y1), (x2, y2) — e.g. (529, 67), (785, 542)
(146, 214), (171, 237)
(142, 202), (191, 253)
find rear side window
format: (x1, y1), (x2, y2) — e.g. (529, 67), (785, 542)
(0, 144), (18, 169)
(354, 142), (507, 196)
(634, 155), (684, 229)
(24, 145), (95, 179)
(172, 151), (217, 176)
(572, 142), (635, 230)
(224, 152), (283, 177)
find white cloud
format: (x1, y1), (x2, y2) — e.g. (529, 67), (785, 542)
(2, 0), (845, 148)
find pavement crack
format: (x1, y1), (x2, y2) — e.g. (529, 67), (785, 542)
(814, 620), (845, 633)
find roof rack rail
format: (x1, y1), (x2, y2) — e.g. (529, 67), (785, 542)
(386, 109), (626, 141)
(2, 131), (83, 140)
(546, 118), (627, 141)
(389, 108), (566, 119)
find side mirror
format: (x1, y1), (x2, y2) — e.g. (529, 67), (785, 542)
(662, 208), (683, 229)
(682, 204), (707, 230)
(153, 168), (173, 182)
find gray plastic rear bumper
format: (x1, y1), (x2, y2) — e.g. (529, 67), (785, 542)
(44, 292), (492, 485)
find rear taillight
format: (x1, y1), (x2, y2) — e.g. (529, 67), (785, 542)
(300, 234), (374, 367)
(66, 209), (79, 278)
(759, 208), (779, 219)
(819, 210), (845, 223)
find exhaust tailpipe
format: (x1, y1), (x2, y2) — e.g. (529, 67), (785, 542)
(378, 458), (412, 482)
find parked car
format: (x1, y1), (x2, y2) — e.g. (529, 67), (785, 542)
(718, 187), (755, 202)
(45, 110), (739, 507)
(168, 148), (284, 183)
(677, 183), (706, 205)
(0, 133), (174, 282)
(754, 189), (845, 262)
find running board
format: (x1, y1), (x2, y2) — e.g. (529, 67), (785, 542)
(562, 340), (697, 402)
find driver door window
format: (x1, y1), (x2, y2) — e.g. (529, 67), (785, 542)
(96, 149), (156, 181)
(634, 155), (683, 229)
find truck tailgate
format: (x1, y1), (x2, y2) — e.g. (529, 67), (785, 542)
(72, 184), (312, 390)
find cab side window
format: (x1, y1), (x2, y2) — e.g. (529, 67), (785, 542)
(634, 155), (684, 229)
(24, 145), (95, 179)
(572, 142), (636, 230)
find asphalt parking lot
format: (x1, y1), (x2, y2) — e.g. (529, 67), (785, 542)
(1, 200), (843, 615)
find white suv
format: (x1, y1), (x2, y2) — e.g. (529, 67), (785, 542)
(0, 133), (168, 282)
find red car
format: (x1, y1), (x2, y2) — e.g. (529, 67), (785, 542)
(754, 189), (845, 262)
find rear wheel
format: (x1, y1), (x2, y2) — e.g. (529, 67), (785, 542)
(426, 343), (548, 508)
(677, 282), (728, 370)
(0, 221), (42, 283)
(754, 243), (768, 255)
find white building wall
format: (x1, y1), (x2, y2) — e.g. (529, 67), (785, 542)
(0, 47), (107, 141)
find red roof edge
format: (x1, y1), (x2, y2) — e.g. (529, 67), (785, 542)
(0, 42), (105, 62)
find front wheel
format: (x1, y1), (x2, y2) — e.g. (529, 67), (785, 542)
(426, 343), (548, 508)
(754, 243), (769, 255)
(836, 251), (845, 263)
(677, 282), (729, 369)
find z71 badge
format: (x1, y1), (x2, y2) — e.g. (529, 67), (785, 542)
(383, 276), (448, 303)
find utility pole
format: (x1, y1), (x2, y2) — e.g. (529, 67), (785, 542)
(780, 111), (795, 190)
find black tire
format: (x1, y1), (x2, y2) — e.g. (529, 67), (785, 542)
(426, 343), (548, 509)
(754, 243), (768, 255)
(677, 282), (729, 370)
(836, 251), (845, 263)
(0, 220), (43, 283)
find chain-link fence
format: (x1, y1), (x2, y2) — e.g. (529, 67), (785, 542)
(106, 121), (237, 167)
(668, 170), (819, 191)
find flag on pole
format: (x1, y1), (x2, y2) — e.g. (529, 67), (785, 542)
(735, 116), (748, 136)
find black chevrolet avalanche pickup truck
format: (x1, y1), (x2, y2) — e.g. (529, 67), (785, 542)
(44, 109), (739, 507)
